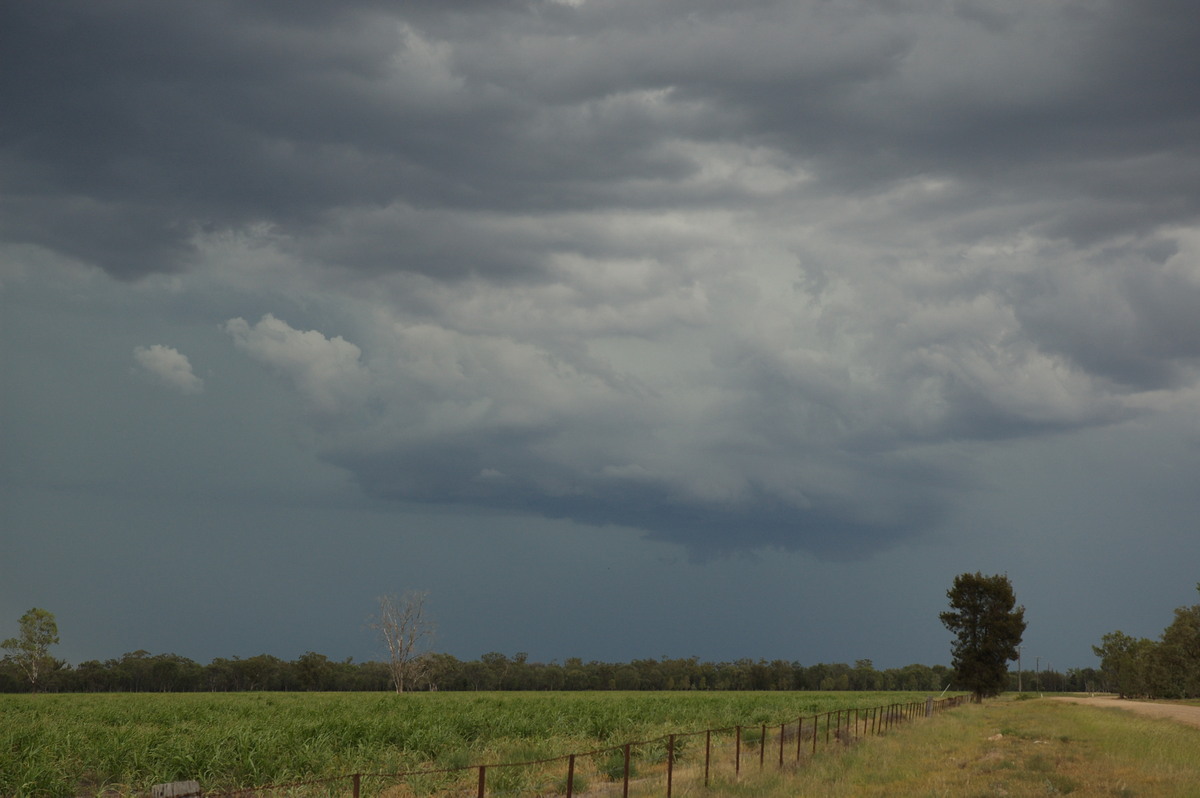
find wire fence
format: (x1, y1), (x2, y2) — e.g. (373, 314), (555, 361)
(198, 695), (967, 798)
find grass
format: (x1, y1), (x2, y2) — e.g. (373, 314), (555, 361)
(0, 691), (937, 797)
(723, 696), (1200, 798)
(19, 692), (1194, 797)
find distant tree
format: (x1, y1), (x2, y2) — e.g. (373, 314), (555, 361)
(296, 651), (335, 691)
(940, 572), (1026, 701)
(109, 650), (154, 691)
(232, 654), (285, 691)
(372, 591), (435, 693)
(2, 608), (60, 693)
(480, 651), (511, 689)
(892, 663), (936, 691)
(851, 659), (883, 690)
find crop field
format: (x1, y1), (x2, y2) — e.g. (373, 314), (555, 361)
(1, 690), (942, 796)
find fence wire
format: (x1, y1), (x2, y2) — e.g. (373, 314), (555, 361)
(201, 695), (967, 798)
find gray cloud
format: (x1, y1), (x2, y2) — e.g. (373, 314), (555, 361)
(5, 0), (1200, 558)
(7, 1), (1197, 276)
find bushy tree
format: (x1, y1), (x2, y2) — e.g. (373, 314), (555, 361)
(1092, 631), (1155, 697)
(1094, 583), (1200, 699)
(1150, 586), (1200, 698)
(2, 608), (60, 692)
(940, 572), (1026, 700)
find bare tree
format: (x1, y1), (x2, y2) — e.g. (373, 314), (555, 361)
(372, 591), (435, 693)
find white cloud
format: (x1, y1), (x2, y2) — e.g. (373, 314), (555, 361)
(224, 314), (370, 415)
(133, 344), (204, 394)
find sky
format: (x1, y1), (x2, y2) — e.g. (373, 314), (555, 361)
(3, 0), (1199, 674)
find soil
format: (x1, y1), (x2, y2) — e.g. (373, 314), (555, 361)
(1047, 695), (1200, 729)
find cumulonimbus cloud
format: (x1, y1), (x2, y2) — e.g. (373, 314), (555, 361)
(10, 0), (1200, 556)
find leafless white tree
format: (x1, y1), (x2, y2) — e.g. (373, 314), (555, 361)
(372, 591), (435, 693)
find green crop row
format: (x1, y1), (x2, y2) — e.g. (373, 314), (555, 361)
(1, 691), (940, 796)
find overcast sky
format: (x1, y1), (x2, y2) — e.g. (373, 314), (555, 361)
(3, 0), (1199, 673)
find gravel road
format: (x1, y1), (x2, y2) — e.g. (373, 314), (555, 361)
(1047, 695), (1200, 729)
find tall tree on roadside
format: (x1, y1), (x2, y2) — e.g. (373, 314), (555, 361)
(1092, 630), (1155, 698)
(940, 572), (1026, 701)
(372, 591), (435, 693)
(2, 608), (60, 692)
(1151, 584), (1200, 698)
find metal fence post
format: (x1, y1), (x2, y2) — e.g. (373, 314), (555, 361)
(566, 754), (575, 798)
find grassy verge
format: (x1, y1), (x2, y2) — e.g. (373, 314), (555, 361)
(712, 696), (1200, 798)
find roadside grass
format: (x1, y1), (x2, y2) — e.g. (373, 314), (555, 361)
(719, 697), (1200, 798)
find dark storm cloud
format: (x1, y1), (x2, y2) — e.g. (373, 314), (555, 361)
(329, 413), (958, 555)
(2, 0), (484, 275)
(6, 0), (1198, 272)
(6, 0), (1200, 556)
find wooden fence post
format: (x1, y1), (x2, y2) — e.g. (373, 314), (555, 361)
(704, 730), (711, 787)
(666, 734), (675, 798)
(623, 743), (631, 798)
(736, 725), (742, 776)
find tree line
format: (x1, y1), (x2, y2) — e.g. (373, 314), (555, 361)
(5, 573), (1119, 697)
(1, 646), (1105, 694)
(1092, 584), (1200, 699)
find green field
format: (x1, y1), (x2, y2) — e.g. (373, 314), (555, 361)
(1, 691), (943, 796)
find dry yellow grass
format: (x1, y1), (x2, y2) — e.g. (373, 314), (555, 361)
(698, 696), (1200, 798)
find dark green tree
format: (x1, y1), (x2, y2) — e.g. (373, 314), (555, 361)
(1150, 584), (1200, 698)
(1092, 630), (1155, 698)
(940, 572), (1026, 700)
(2, 608), (60, 692)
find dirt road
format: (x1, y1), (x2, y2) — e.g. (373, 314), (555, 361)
(1048, 695), (1200, 729)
